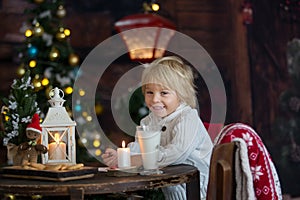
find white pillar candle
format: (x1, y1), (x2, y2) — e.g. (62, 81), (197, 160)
(48, 141), (66, 160)
(117, 140), (131, 168)
(48, 133), (66, 160)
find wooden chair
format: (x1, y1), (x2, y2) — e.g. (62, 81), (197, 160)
(206, 142), (237, 200)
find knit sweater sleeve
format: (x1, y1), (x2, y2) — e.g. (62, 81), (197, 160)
(157, 109), (212, 167)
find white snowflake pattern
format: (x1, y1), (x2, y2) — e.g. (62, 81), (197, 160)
(242, 132), (253, 146)
(20, 76), (34, 90)
(42, 33), (53, 46)
(3, 137), (10, 146)
(7, 130), (18, 138)
(8, 101), (17, 110)
(11, 80), (17, 87)
(12, 120), (19, 130)
(21, 116), (31, 123)
(12, 113), (19, 121)
(251, 165), (264, 180)
(56, 74), (71, 86)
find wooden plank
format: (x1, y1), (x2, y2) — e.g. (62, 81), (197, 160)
(0, 165), (199, 198)
(181, 30), (233, 50)
(0, 13), (26, 43)
(2, 173), (95, 182)
(177, 12), (230, 29)
(0, 62), (18, 96)
(64, 13), (113, 48)
(1, 0), (33, 14)
(69, 187), (84, 200)
(176, 0), (228, 12)
(0, 44), (13, 60)
(228, 0), (252, 123)
(2, 166), (98, 182)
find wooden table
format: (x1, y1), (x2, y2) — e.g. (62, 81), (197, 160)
(0, 164), (200, 200)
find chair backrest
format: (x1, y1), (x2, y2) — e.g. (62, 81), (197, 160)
(213, 123), (282, 200)
(206, 142), (237, 200)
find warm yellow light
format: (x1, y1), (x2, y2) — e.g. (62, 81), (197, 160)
(86, 116), (92, 122)
(151, 3), (160, 11)
(5, 116), (9, 121)
(41, 78), (49, 86)
(65, 86), (73, 94)
(50, 51), (59, 59)
(64, 29), (71, 36)
(82, 111), (88, 117)
(95, 149), (102, 156)
(93, 139), (101, 148)
(79, 89), (85, 96)
(25, 29), (33, 37)
(54, 133), (60, 143)
(29, 60), (37, 68)
(34, 81), (42, 88)
(17, 66), (25, 76)
(81, 138), (87, 144)
(114, 14), (176, 62)
(95, 104), (103, 115)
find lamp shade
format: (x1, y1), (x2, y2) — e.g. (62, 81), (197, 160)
(114, 13), (176, 62)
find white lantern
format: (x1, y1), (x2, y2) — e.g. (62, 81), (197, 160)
(41, 87), (76, 164)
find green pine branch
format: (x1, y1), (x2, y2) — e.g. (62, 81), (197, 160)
(0, 70), (40, 145)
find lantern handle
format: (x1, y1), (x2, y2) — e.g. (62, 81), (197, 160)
(49, 87), (64, 99)
(48, 87), (65, 107)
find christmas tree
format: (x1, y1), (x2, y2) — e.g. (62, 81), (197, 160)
(270, 38), (300, 196)
(16, 0), (80, 116)
(1, 0), (87, 160)
(0, 71), (40, 146)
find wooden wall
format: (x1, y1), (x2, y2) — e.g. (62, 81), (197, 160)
(248, 0), (300, 138)
(172, 0), (252, 124)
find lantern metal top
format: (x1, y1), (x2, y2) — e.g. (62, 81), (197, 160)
(41, 87), (76, 127)
(48, 87), (66, 107)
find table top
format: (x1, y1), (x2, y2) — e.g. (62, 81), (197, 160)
(0, 164), (199, 198)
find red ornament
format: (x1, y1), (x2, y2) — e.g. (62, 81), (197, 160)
(242, 2), (253, 25)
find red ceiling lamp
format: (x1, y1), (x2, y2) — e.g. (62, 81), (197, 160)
(114, 8), (176, 62)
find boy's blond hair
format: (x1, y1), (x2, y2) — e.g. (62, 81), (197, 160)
(141, 56), (197, 108)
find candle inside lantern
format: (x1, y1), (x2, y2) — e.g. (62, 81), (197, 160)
(117, 140), (131, 168)
(48, 133), (66, 160)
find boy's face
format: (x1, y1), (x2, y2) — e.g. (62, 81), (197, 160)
(144, 83), (180, 118)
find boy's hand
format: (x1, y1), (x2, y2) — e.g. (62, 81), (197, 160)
(101, 148), (118, 168)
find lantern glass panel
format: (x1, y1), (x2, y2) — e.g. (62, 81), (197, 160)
(48, 130), (67, 161)
(44, 127), (72, 163)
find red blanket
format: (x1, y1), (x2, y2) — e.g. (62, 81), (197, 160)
(214, 123), (282, 200)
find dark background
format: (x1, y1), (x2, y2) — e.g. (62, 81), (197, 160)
(0, 0), (299, 197)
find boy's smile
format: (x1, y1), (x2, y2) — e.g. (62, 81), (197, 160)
(144, 83), (180, 118)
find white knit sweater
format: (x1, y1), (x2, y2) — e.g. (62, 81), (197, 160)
(129, 104), (213, 199)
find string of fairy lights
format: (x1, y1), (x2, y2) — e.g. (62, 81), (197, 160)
(2, 0), (162, 160)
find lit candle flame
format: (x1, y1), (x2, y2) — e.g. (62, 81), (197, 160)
(122, 140), (125, 148)
(54, 133), (60, 143)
